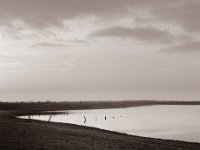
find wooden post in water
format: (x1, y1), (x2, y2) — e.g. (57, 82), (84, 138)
(84, 116), (86, 123)
(28, 115), (31, 122)
(48, 115), (53, 122)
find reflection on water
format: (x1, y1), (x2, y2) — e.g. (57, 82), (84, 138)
(19, 105), (200, 143)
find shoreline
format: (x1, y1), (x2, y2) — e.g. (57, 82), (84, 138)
(1, 101), (200, 150)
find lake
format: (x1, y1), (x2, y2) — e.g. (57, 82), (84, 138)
(19, 105), (200, 143)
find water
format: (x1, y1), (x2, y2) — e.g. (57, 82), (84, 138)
(19, 105), (200, 143)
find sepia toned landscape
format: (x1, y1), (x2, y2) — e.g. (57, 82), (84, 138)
(1, 0), (200, 149)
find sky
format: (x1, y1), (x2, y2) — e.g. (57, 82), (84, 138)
(0, 0), (200, 101)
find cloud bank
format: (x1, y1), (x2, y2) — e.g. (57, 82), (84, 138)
(91, 26), (173, 43)
(0, 0), (200, 31)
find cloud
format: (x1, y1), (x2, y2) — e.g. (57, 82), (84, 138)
(91, 26), (173, 43)
(0, 0), (200, 36)
(0, 0), (136, 28)
(161, 41), (200, 53)
(152, 0), (200, 32)
(31, 42), (67, 48)
(68, 39), (88, 44)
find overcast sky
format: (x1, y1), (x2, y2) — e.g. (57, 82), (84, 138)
(0, 0), (200, 101)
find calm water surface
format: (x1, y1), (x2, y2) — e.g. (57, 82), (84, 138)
(19, 105), (200, 143)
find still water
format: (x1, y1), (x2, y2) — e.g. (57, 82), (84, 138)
(19, 105), (200, 143)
